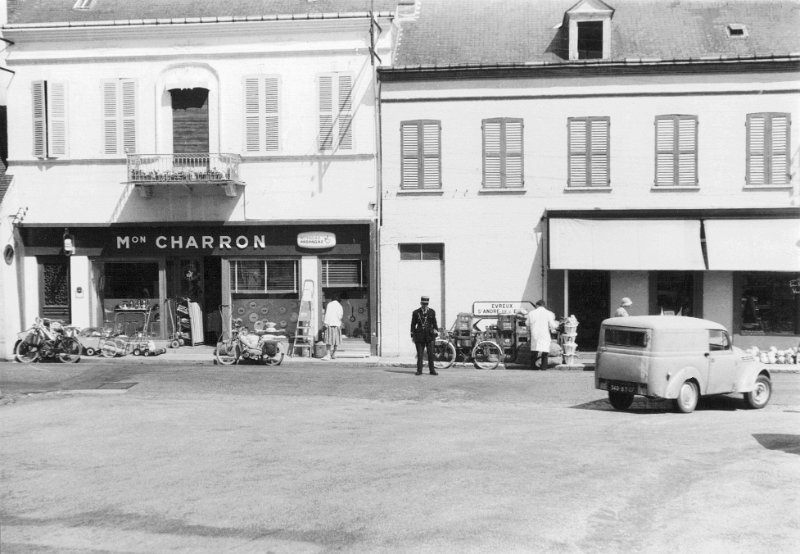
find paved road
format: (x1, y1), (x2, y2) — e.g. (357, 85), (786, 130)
(1, 361), (798, 553)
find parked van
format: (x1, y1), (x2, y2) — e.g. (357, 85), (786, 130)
(595, 316), (772, 413)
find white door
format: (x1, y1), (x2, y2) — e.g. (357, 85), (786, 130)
(397, 258), (443, 358)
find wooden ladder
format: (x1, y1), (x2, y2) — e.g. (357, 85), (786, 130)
(290, 279), (315, 357)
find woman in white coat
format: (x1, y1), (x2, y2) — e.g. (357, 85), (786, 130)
(526, 300), (556, 370)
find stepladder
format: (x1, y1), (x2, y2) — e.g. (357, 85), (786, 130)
(290, 280), (315, 357)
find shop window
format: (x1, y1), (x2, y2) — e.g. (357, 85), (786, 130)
(400, 120), (441, 190)
(102, 262), (159, 299)
(746, 113), (790, 186)
(230, 259), (298, 294)
(567, 116), (609, 188)
(399, 243), (443, 261)
(322, 259), (364, 288)
(738, 272), (800, 335)
(654, 115), (698, 187)
(652, 271), (700, 317)
(482, 118), (524, 189)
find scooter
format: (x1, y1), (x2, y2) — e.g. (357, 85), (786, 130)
(214, 318), (284, 366)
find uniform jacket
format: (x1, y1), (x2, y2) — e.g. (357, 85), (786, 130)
(410, 307), (439, 343)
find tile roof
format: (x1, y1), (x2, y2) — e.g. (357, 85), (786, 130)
(6, 0), (399, 25)
(393, 0), (800, 67)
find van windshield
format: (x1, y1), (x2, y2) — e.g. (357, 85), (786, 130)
(604, 328), (648, 347)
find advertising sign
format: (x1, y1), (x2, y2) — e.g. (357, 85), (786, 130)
(472, 301), (535, 317)
(297, 231), (336, 249)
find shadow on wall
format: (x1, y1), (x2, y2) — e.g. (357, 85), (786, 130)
(110, 182), (242, 223)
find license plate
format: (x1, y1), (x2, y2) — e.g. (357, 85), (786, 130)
(607, 381), (637, 394)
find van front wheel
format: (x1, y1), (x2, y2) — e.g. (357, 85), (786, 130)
(674, 380), (699, 413)
(608, 391), (634, 410)
(745, 375), (771, 409)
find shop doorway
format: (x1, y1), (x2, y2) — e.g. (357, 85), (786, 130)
(650, 272), (702, 318)
(38, 257), (71, 322)
(567, 270), (609, 349)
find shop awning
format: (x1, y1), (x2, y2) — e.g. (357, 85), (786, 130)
(548, 218), (706, 270)
(704, 218), (800, 271)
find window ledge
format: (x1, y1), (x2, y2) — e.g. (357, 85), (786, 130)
(650, 186), (700, 192)
(478, 188), (526, 195)
(397, 189), (444, 196)
(742, 184), (793, 191)
(563, 186), (612, 193)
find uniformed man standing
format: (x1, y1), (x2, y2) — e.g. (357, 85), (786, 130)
(410, 296), (439, 375)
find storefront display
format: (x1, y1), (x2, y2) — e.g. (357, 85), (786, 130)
(736, 272), (800, 335)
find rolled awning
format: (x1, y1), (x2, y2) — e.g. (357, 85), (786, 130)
(162, 66), (212, 91)
(704, 218), (800, 271)
(549, 218), (706, 270)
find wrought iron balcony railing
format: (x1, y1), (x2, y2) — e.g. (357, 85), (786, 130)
(127, 153), (244, 197)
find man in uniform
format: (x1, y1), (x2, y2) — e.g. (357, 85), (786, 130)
(410, 296), (439, 375)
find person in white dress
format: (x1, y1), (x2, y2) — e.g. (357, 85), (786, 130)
(322, 295), (344, 360)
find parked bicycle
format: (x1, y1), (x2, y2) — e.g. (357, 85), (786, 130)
(15, 318), (82, 363)
(432, 314), (503, 370)
(214, 307), (284, 366)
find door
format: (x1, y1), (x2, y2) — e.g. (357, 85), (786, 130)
(171, 88), (209, 154)
(38, 257), (71, 322)
(397, 244), (444, 358)
(567, 270), (609, 349)
(706, 329), (736, 394)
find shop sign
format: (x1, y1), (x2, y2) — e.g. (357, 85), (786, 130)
(115, 233), (268, 251)
(473, 301), (535, 317)
(297, 231), (336, 249)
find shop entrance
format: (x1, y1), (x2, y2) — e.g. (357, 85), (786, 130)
(567, 270), (609, 349)
(650, 271), (702, 318)
(38, 257), (71, 322)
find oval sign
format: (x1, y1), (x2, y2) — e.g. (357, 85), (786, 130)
(297, 231), (336, 249)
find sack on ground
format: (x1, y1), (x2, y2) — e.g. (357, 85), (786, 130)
(549, 340), (562, 358)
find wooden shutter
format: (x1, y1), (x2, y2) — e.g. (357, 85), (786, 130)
(482, 118), (523, 189)
(676, 117), (697, 186)
(656, 116), (697, 186)
(401, 122), (420, 189)
(121, 80), (136, 154)
(319, 75), (334, 150)
(47, 82), (67, 157)
(323, 260), (362, 287)
(655, 117), (675, 186)
(483, 120), (502, 188)
(244, 77), (261, 152)
(589, 118), (609, 186)
(32, 81), (47, 157)
(337, 74), (353, 150)
(421, 121), (440, 188)
(568, 118), (588, 187)
(770, 114), (789, 184)
(505, 119), (523, 188)
(102, 82), (118, 154)
(264, 77), (279, 151)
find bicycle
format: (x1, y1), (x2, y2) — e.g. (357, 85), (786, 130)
(15, 318), (82, 363)
(432, 319), (503, 370)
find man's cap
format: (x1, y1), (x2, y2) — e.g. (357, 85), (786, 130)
(420, 296), (429, 303)
(621, 297), (632, 307)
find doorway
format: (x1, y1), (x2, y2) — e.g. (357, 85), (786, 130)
(567, 270), (609, 349)
(397, 244), (444, 358)
(38, 257), (71, 322)
(650, 271), (702, 318)
(170, 88), (209, 154)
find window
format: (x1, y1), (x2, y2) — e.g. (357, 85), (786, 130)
(726, 24), (748, 38)
(322, 259), (364, 288)
(400, 120), (441, 189)
(102, 262), (158, 299)
(102, 79), (136, 155)
(708, 330), (731, 351)
(747, 113), (790, 186)
(244, 76), (280, 152)
(604, 328), (648, 348)
(32, 81), (67, 158)
(399, 243), (443, 261)
(319, 73), (353, 151)
(738, 272), (800, 335)
(655, 115), (698, 187)
(482, 118), (524, 189)
(568, 116), (609, 187)
(577, 21), (603, 59)
(73, 0), (95, 9)
(230, 260), (298, 294)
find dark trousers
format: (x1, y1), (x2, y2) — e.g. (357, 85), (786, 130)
(531, 351), (549, 370)
(415, 340), (435, 372)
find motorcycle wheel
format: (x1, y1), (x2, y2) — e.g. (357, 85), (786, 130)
(57, 337), (82, 363)
(15, 339), (41, 363)
(214, 339), (239, 366)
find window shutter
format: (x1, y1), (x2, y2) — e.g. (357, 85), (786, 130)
(483, 120), (502, 188)
(677, 117), (697, 186)
(264, 77), (279, 151)
(568, 119), (587, 187)
(337, 74), (353, 150)
(323, 260), (362, 287)
(244, 77), (261, 152)
(32, 81), (47, 157)
(747, 114), (766, 185)
(422, 121), (440, 188)
(102, 81), (118, 154)
(589, 118), (609, 186)
(121, 80), (136, 154)
(655, 117), (675, 186)
(319, 75), (334, 150)
(770, 114), (789, 184)
(47, 82), (67, 157)
(505, 119), (523, 188)
(401, 122), (420, 189)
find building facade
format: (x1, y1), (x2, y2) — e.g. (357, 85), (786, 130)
(378, 0), (800, 358)
(0, 0), (400, 358)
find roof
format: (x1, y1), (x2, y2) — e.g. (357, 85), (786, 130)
(602, 315), (727, 331)
(6, 0), (398, 25)
(392, 0), (800, 67)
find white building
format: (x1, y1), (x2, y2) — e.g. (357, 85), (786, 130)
(0, 0), (401, 359)
(378, 0), (800, 358)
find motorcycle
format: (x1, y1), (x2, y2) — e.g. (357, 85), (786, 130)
(214, 318), (284, 366)
(15, 318), (82, 363)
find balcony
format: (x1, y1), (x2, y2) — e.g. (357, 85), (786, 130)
(127, 153), (245, 198)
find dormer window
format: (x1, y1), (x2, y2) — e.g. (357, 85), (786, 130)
(73, 0), (95, 9)
(726, 24), (748, 38)
(565, 0), (614, 61)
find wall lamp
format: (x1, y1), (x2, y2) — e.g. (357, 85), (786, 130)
(63, 228), (75, 256)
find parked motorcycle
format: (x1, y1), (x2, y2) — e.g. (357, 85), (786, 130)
(15, 318), (82, 363)
(214, 318), (284, 366)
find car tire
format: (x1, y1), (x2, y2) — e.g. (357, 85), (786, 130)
(674, 380), (699, 413)
(745, 375), (771, 409)
(608, 391), (634, 410)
